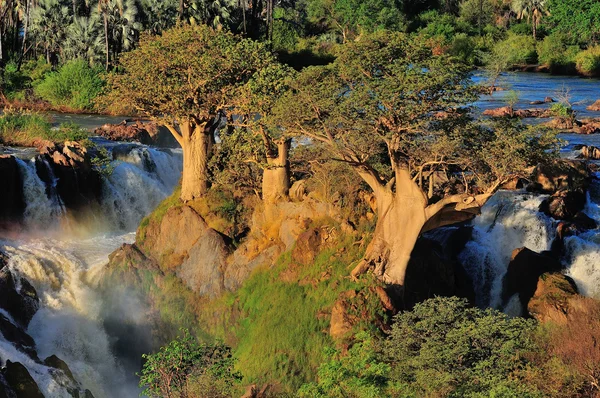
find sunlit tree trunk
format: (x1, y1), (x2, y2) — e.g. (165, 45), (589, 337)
(164, 119), (218, 201)
(351, 161), (494, 289)
(262, 138), (291, 203)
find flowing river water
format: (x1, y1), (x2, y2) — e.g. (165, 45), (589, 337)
(0, 72), (600, 396)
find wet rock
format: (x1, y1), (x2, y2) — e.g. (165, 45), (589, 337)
(404, 227), (475, 308)
(571, 211), (598, 231)
(545, 97), (555, 103)
(546, 117), (576, 130)
(0, 314), (38, 360)
(539, 189), (587, 220)
(587, 99), (600, 111)
(528, 160), (590, 194)
(579, 122), (600, 135)
(95, 122), (179, 148)
(3, 361), (44, 398)
(44, 355), (76, 384)
(0, 267), (39, 328)
(580, 145), (600, 159)
(482, 107), (553, 118)
(527, 273), (580, 323)
(502, 247), (563, 313)
(0, 155), (25, 227)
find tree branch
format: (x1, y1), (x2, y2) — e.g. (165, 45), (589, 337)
(163, 122), (184, 146)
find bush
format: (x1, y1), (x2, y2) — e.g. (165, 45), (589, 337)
(384, 297), (542, 397)
(0, 61), (29, 100)
(492, 33), (538, 66)
(575, 46), (600, 76)
(139, 329), (242, 398)
(449, 33), (478, 65)
(537, 33), (579, 74)
(34, 59), (104, 110)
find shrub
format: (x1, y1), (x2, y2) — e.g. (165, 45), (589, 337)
(537, 33), (579, 74)
(575, 46), (600, 76)
(34, 59), (104, 110)
(0, 61), (29, 100)
(449, 33), (478, 64)
(297, 332), (391, 398)
(384, 297), (542, 397)
(139, 329), (242, 398)
(492, 33), (538, 66)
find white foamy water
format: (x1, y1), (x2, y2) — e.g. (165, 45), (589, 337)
(459, 191), (556, 308)
(0, 143), (182, 397)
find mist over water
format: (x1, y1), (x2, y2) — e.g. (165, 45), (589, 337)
(1, 143), (182, 397)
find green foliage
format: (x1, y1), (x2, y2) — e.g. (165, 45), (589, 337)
(448, 33), (478, 64)
(298, 332), (390, 398)
(233, 235), (373, 392)
(106, 25), (276, 126)
(491, 33), (537, 66)
(418, 10), (458, 42)
(536, 33), (579, 74)
(549, 103), (574, 119)
(0, 112), (88, 146)
(575, 46), (600, 77)
(0, 61), (29, 100)
(384, 297), (543, 398)
(547, 0), (600, 44)
(34, 59), (105, 110)
(89, 143), (115, 178)
(139, 329), (242, 398)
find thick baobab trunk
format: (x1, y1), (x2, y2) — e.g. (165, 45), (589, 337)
(165, 120), (217, 202)
(352, 168), (428, 286)
(262, 138), (291, 203)
(351, 166), (494, 288)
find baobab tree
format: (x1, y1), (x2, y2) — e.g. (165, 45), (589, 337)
(274, 32), (558, 289)
(106, 24), (279, 201)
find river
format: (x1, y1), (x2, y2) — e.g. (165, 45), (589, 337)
(1, 71), (600, 396)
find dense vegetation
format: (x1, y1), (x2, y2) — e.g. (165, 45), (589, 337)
(3, 0), (600, 112)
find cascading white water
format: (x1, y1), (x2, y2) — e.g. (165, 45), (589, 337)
(459, 190), (556, 308)
(1, 234), (139, 397)
(16, 158), (65, 230)
(564, 180), (600, 298)
(0, 143), (182, 397)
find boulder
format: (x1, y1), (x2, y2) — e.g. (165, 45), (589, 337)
(0, 155), (25, 226)
(502, 247), (563, 312)
(3, 361), (44, 398)
(404, 227), (475, 308)
(546, 117), (576, 130)
(545, 97), (555, 103)
(0, 267), (39, 328)
(527, 273), (584, 324)
(0, 313), (38, 360)
(539, 189), (587, 220)
(44, 355), (76, 385)
(330, 290), (359, 342)
(587, 99), (600, 111)
(528, 160), (590, 194)
(580, 145), (600, 159)
(579, 123), (600, 135)
(570, 212), (598, 231)
(291, 228), (332, 266)
(482, 106), (512, 117)
(483, 107), (552, 118)
(138, 205), (231, 297)
(94, 122), (179, 148)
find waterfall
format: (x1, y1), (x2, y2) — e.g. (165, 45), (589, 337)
(12, 145), (182, 234)
(1, 234), (140, 398)
(564, 181), (600, 298)
(459, 190), (556, 308)
(16, 158), (64, 230)
(100, 147), (182, 231)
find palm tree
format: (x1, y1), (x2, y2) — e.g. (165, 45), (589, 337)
(511, 0), (547, 39)
(140, 0), (178, 34)
(106, 0), (140, 56)
(31, 0), (71, 64)
(184, 0), (236, 30)
(64, 14), (105, 66)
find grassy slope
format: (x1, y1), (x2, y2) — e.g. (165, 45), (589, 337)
(0, 112), (88, 146)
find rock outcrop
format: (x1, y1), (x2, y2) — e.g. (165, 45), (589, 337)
(482, 106), (553, 118)
(0, 155), (25, 227)
(587, 99), (600, 111)
(539, 189), (587, 220)
(502, 247), (563, 314)
(528, 160), (590, 194)
(580, 145), (600, 160)
(138, 205), (231, 297)
(95, 121), (179, 148)
(527, 273), (580, 323)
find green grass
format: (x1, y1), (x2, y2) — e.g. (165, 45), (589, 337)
(0, 112), (89, 146)
(230, 233), (379, 392)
